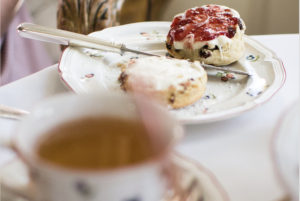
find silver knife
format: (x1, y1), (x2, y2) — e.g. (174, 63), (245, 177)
(17, 23), (157, 56)
(17, 23), (250, 76)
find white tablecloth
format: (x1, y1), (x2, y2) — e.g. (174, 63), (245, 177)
(0, 34), (299, 201)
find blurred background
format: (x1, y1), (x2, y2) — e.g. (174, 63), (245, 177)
(2, 0), (299, 68)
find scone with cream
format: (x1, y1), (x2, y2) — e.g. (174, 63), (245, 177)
(166, 4), (246, 66)
(118, 57), (207, 109)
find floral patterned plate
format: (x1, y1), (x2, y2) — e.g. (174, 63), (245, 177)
(58, 22), (285, 124)
(0, 154), (229, 201)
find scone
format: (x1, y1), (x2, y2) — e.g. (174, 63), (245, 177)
(166, 4), (246, 66)
(118, 57), (207, 109)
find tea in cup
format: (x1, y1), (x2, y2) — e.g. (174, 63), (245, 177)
(11, 92), (183, 201)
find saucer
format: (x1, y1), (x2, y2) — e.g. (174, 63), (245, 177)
(0, 153), (229, 201)
(272, 101), (299, 201)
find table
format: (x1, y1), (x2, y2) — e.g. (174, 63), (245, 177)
(0, 34), (299, 201)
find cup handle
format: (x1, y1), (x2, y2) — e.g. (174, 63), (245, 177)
(0, 106), (34, 199)
(1, 159), (37, 201)
(0, 104), (29, 148)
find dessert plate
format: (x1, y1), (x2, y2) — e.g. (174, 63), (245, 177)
(58, 22), (285, 124)
(0, 154), (229, 201)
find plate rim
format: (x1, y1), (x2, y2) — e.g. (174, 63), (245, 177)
(58, 21), (286, 124)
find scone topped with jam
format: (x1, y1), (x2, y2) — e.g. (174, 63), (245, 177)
(166, 4), (246, 66)
(119, 56), (207, 109)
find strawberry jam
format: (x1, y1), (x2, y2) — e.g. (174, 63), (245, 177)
(167, 5), (242, 44)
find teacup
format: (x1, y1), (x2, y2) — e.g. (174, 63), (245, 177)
(7, 92), (183, 201)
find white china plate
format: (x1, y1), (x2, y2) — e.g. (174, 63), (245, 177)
(59, 22), (285, 124)
(272, 101), (299, 201)
(0, 154), (229, 201)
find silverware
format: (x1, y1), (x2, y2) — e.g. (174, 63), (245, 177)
(17, 23), (157, 57)
(201, 63), (250, 76)
(17, 23), (250, 76)
(0, 105), (29, 120)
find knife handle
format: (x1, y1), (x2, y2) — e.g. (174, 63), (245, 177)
(17, 23), (122, 52)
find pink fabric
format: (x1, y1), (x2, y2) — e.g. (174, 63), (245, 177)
(0, 5), (53, 86)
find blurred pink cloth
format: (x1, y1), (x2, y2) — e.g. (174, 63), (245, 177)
(0, 5), (53, 86)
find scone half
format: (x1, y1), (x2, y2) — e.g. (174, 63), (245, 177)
(119, 57), (207, 109)
(166, 4), (246, 66)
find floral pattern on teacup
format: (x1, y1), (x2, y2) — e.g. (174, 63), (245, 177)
(75, 180), (92, 197)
